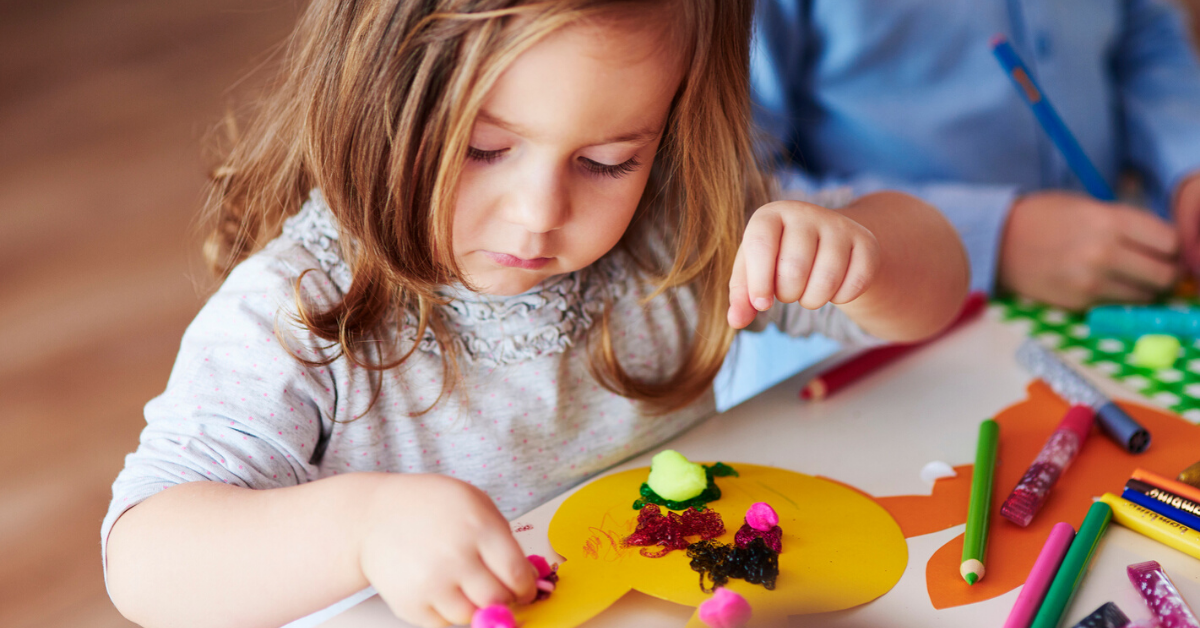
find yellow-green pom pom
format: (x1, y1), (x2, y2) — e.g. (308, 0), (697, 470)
(1132, 334), (1181, 369)
(647, 450), (707, 502)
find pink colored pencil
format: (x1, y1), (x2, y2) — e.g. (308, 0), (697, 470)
(801, 292), (985, 400)
(1002, 522), (1076, 628)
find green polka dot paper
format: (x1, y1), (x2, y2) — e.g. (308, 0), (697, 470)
(995, 296), (1200, 424)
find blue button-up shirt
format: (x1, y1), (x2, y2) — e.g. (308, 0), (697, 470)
(752, 0), (1200, 295)
(719, 0), (1200, 410)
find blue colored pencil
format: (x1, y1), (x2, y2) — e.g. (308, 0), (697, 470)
(991, 36), (1116, 201)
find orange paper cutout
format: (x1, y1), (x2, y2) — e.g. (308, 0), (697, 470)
(878, 381), (1200, 610)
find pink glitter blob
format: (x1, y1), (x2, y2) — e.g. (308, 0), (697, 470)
(527, 555), (553, 579)
(471, 604), (516, 628)
(734, 523), (782, 552)
(698, 587), (753, 628)
(625, 504), (726, 557)
(745, 502), (778, 532)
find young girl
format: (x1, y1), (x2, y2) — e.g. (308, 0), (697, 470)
(104, 1), (968, 626)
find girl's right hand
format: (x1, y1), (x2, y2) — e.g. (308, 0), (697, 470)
(358, 474), (538, 627)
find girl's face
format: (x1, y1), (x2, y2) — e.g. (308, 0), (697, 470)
(453, 17), (684, 295)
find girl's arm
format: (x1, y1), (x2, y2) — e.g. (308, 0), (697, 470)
(835, 191), (970, 341)
(729, 191), (969, 343)
(106, 472), (537, 628)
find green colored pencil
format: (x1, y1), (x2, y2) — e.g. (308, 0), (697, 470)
(1030, 501), (1113, 628)
(962, 419), (999, 585)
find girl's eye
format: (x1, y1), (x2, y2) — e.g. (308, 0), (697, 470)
(467, 146), (507, 163)
(580, 156), (642, 179)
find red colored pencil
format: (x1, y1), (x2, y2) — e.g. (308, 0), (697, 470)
(800, 292), (986, 400)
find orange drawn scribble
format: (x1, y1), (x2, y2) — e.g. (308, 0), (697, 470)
(876, 381), (1200, 610)
(580, 509), (637, 562)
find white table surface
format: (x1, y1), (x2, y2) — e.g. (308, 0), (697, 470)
(302, 307), (1200, 628)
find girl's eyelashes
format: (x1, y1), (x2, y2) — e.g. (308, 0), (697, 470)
(467, 146), (507, 163)
(467, 145), (642, 179)
(580, 155), (642, 179)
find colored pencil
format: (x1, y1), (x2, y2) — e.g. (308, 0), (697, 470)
(1101, 493), (1200, 561)
(801, 292), (985, 400)
(1015, 338), (1151, 453)
(962, 419), (1000, 585)
(991, 36), (1116, 201)
(1003, 522), (1076, 628)
(1030, 501), (1113, 628)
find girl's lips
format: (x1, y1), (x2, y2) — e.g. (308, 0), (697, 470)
(483, 251), (552, 270)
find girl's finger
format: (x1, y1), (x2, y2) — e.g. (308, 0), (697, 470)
(728, 247), (757, 328)
(429, 587), (477, 628)
(799, 232), (852, 310)
(460, 556), (517, 608)
(1095, 275), (1158, 304)
(385, 596), (447, 628)
(830, 236), (880, 304)
(742, 212), (783, 311)
(478, 531), (538, 604)
(773, 222), (818, 303)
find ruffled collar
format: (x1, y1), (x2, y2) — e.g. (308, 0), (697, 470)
(281, 190), (631, 366)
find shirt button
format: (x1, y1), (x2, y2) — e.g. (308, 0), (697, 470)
(1036, 34), (1053, 58)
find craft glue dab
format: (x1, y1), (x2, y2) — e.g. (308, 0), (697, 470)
(1001, 405), (1094, 527)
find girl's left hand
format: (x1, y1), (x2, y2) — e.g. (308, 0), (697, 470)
(728, 200), (881, 329)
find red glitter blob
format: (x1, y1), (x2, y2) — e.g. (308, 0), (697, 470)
(625, 504), (726, 557)
(734, 523), (782, 552)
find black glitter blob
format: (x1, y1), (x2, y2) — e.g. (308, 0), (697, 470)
(685, 536), (779, 593)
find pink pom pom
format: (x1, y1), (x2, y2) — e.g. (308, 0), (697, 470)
(471, 604), (516, 628)
(745, 502), (778, 532)
(527, 554), (553, 579)
(698, 588), (752, 628)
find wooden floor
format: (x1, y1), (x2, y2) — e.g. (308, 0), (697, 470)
(0, 2), (299, 626)
(5, 2), (1200, 627)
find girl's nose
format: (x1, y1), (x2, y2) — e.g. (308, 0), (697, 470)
(506, 166), (569, 234)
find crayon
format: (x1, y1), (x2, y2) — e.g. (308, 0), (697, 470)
(1003, 522), (1076, 628)
(1099, 493), (1200, 561)
(1132, 468), (1200, 505)
(801, 292), (985, 400)
(1121, 489), (1200, 532)
(1123, 478), (1200, 530)
(991, 36), (1115, 200)
(962, 419), (999, 585)
(1030, 501), (1113, 628)
(1001, 405), (1094, 527)
(1015, 338), (1151, 453)
(1087, 305), (1200, 339)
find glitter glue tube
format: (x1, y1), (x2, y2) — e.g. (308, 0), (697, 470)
(1015, 338), (1151, 453)
(1070, 601), (1130, 628)
(1030, 501), (1113, 628)
(1003, 522), (1075, 628)
(1001, 405), (1095, 527)
(1127, 560), (1200, 628)
(1099, 493), (1200, 561)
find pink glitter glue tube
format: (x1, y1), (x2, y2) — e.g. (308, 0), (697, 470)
(1003, 522), (1075, 628)
(1127, 560), (1200, 628)
(1001, 405), (1095, 527)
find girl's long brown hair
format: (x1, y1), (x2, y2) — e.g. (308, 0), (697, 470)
(202, 0), (766, 415)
